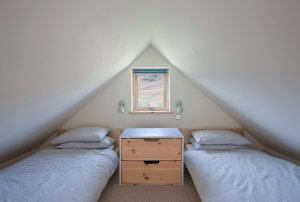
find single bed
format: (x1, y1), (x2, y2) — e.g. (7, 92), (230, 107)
(185, 149), (300, 202)
(0, 128), (120, 202)
(184, 129), (300, 202)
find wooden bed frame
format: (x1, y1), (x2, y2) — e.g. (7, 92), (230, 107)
(57, 127), (243, 148)
(4, 127), (300, 170)
(179, 128), (244, 145)
(0, 128), (122, 169)
(2, 127), (240, 168)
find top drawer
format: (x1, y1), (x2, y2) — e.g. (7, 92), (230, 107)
(121, 138), (182, 160)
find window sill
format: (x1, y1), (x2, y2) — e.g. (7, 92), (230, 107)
(128, 111), (174, 114)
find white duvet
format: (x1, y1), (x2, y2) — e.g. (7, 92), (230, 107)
(185, 149), (300, 202)
(0, 148), (118, 202)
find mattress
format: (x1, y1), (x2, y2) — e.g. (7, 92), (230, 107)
(0, 148), (118, 202)
(185, 149), (300, 202)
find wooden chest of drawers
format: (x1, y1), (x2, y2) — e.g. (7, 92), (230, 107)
(120, 128), (184, 185)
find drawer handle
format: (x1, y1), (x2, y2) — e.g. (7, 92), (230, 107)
(144, 160), (160, 165)
(144, 138), (160, 142)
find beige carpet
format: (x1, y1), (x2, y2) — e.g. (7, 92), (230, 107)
(98, 168), (201, 202)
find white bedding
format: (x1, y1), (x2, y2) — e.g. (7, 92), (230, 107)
(0, 148), (118, 202)
(185, 149), (300, 202)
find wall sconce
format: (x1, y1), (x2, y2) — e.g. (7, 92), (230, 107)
(118, 100), (126, 113)
(175, 100), (183, 114)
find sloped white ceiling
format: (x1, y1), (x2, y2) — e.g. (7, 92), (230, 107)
(0, 0), (150, 162)
(149, 0), (300, 160)
(1, 0), (300, 162)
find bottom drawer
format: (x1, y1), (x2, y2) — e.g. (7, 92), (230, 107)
(121, 160), (182, 185)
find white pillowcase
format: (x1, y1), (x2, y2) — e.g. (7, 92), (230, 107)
(190, 137), (247, 150)
(56, 136), (115, 149)
(191, 130), (250, 145)
(51, 127), (110, 145)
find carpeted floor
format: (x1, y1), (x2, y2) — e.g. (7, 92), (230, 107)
(98, 168), (201, 202)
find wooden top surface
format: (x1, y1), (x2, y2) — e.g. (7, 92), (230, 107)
(121, 128), (183, 139)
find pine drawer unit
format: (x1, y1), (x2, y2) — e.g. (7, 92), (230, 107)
(120, 128), (184, 185)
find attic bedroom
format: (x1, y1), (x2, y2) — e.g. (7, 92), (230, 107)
(1, 1), (300, 202)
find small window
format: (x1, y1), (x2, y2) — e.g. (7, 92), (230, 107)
(132, 68), (169, 112)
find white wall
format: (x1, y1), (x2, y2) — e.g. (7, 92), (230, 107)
(149, 0), (300, 160)
(0, 0), (149, 163)
(3, 0), (297, 163)
(64, 47), (239, 129)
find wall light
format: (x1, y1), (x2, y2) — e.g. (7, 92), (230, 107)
(118, 100), (126, 113)
(175, 100), (183, 114)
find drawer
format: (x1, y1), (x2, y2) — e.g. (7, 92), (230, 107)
(121, 160), (182, 185)
(121, 138), (182, 160)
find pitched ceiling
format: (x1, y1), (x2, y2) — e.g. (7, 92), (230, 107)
(0, 0), (150, 162)
(1, 0), (300, 162)
(149, 0), (300, 160)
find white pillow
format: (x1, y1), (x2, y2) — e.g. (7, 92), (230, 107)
(51, 127), (110, 144)
(56, 136), (115, 149)
(191, 130), (250, 145)
(190, 137), (247, 150)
